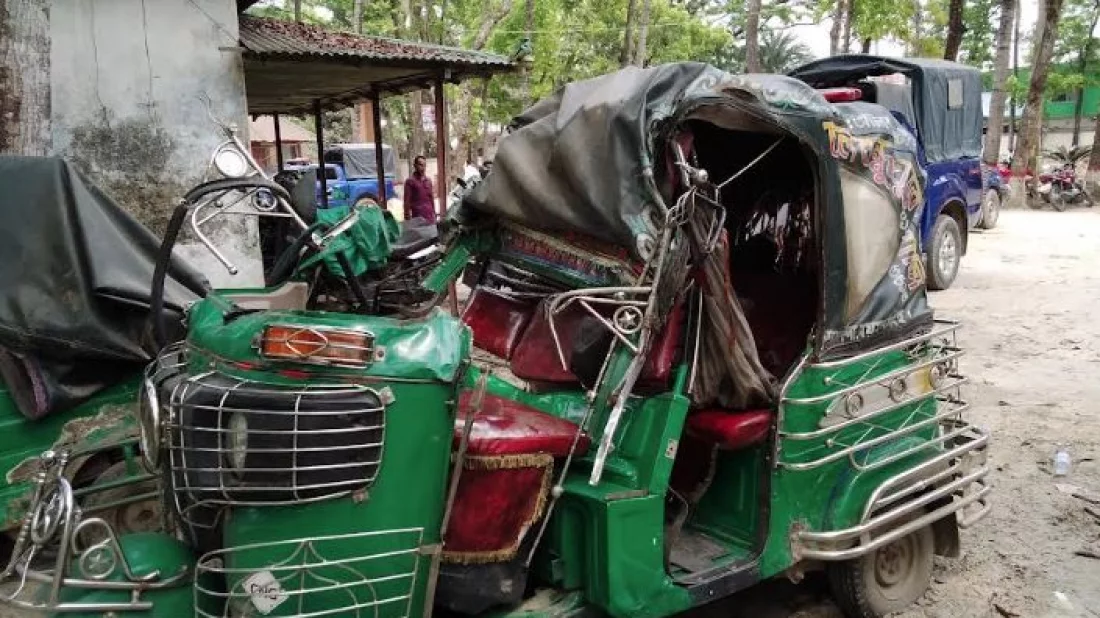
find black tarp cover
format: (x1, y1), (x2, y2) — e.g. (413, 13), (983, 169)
(787, 55), (984, 163)
(0, 156), (208, 419)
(462, 62), (933, 359)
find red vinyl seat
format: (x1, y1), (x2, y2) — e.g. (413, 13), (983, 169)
(460, 288), (535, 360)
(684, 409), (772, 451)
(509, 299), (685, 387)
(454, 390), (591, 457)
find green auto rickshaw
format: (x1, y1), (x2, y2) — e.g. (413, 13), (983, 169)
(0, 62), (989, 618)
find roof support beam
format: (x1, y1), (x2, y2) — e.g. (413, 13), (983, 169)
(314, 99), (328, 208)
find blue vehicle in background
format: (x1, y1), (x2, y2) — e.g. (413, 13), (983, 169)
(791, 55), (998, 290)
(315, 143), (399, 209)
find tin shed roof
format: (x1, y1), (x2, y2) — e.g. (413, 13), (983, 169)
(238, 16), (515, 115)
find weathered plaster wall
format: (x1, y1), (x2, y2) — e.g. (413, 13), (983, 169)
(48, 0), (262, 286)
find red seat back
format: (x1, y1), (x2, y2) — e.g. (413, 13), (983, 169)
(510, 299), (685, 388)
(460, 288), (535, 360)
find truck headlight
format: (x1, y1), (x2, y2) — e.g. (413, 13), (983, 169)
(137, 378), (162, 471)
(226, 412), (249, 471)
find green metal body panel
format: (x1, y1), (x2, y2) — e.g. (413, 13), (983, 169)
(0, 379), (141, 530)
(756, 349), (942, 578)
(187, 296), (470, 383)
(51, 532), (206, 618)
(184, 302), (464, 617)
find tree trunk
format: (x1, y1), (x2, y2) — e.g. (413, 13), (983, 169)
(1010, 0), (1020, 150)
(634, 0), (651, 67)
(1009, 0), (1064, 207)
(745, 0), (762, 72)
(842, 0), (855, 52)
(943, 0), (965, 60)
(911, 0), (922, 56)
(350, 0), (366, 141)
(353, 0), (364, 31)
(293, 0), (302, 22)
(621, 0), (638, 67)
(522, 0), (534, 103)
(830, 0), (846, 55)
(0, 0), (50, 156)
(861, 37), (872, 53)
(1086, 112), (1100, 196)
(983, 0), (1015, 167)
(1071, 0), (1100, 146)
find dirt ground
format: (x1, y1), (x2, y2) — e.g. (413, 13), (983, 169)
(1, 210), (1097, 618)
(701, 208), (1100, 618)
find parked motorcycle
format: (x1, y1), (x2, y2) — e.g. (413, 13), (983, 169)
(1043, 163), (1094, 211)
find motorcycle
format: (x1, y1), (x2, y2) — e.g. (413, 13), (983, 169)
(1043, 163), (1094, 211)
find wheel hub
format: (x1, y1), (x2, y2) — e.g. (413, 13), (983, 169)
(874, 535), (917, 590)
(939, 234), (958, 276)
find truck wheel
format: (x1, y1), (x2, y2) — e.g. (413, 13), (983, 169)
(927, 215), (961, 291)
(827, 512), (935, 618)
(979, 190), (1000, 229)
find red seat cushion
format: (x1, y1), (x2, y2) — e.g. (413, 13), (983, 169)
(685, 409), (772, 451)
(455, 390), (591, 457)
(461, 288), (535, 360)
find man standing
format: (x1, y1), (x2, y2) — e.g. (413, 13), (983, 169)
(403, 155), (437, 223)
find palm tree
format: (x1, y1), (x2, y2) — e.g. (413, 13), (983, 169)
(755, 30), (815, 74)
(983, 0), (1016, 167)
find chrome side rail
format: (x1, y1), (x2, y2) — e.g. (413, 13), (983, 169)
(0, 450), (189, 613)
(794, 423), (991, 561)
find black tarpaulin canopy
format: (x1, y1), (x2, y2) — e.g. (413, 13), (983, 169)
(788, 55), (984, 163)
(0, 156), (208, 419)
(462, 62), (933, 360)
(324, 144), (398, 179)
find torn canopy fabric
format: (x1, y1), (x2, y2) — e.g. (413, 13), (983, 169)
(462, 62), (933, 365)
(0, 156), (208, 419)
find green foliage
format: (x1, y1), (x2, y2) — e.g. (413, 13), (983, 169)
(959, 0), (998, 67)
(1044, 144), (1093, 164)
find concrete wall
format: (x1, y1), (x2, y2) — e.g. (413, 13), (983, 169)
(46, 0), (261, 287)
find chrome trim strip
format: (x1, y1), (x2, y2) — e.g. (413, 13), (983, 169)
(782, 349), (963, 405)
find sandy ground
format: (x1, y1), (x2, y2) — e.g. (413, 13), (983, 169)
(1, 209), (1098, 618)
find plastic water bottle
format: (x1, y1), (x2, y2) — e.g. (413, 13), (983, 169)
(1053, 445), (1072, 477)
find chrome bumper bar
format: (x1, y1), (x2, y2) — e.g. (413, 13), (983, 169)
(795, 423), (991, 561)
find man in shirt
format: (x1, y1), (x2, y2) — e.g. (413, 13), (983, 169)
(403, 155), (436, 223)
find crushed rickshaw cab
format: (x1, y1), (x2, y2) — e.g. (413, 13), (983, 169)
(0, 62), (990, 618)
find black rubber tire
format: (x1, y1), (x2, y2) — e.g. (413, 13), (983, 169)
(927, 215), (961, 291)
(827, 514), (936, 618)
(979, 190), (1000, 230)
(1051, 189), (1068, 212)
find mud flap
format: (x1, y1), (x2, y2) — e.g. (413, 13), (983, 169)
(928, 495), (961, 558)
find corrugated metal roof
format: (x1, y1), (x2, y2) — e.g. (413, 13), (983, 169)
(238, 15), (513, 68)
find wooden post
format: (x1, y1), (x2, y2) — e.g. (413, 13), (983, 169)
(433, 79), (448, 218)
(273, 114), (285, 172)
(371, 95), (386, 206)
(314, 100), (328, 208)
(433, 77), (458, 314)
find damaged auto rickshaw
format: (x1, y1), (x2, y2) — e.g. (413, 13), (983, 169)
(0, 62), (990, 618)
(0, 156), (204, 557)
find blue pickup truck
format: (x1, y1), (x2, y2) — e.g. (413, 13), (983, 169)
(791, 56), (999, 290)
(315, 143), (398, 209)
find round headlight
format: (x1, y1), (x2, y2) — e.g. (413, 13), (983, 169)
(137, 378), (161, 471)
(213, 147), (249, 178)
(226, 412), (248, 471)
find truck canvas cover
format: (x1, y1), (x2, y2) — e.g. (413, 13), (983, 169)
(0, 156), (208, 419)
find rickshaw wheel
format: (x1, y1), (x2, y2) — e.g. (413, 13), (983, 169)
(79, 461), (162, 543)
(827, 512), (935, 618)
